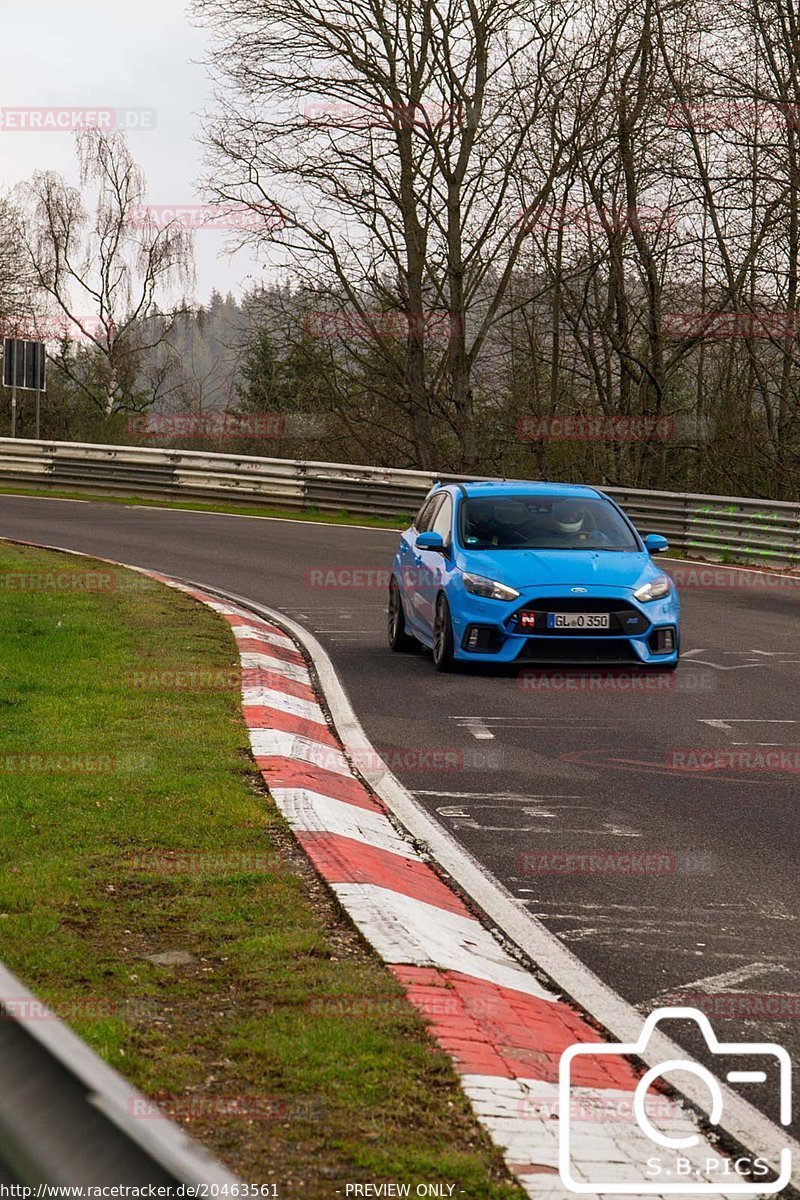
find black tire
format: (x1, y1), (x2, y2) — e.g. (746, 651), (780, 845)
(432, 593), (456, 672)
(388, 577), (416, 652)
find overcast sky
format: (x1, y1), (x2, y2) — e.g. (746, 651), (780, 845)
(0, 0), (264, 305)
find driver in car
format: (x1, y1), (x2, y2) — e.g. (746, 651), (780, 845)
(543, 500), (612, 546)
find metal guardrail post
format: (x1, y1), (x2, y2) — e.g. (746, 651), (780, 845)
(0, 963), (240, 1187)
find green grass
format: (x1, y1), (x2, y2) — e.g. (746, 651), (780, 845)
(0, 542), (521, 1197)
(0, 485), (409, 529)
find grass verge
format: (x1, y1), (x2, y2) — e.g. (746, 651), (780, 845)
(0, 541), (521, 1198)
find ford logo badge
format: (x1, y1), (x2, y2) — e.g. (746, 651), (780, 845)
(570, 587), (588, 594)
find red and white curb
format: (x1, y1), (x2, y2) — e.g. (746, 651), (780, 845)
(154, 579), (783, 1200)
(3, 536), (790, 1199)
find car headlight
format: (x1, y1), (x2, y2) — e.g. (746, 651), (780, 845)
(633, 575), (671, 602)
(462, 572), (520, 601)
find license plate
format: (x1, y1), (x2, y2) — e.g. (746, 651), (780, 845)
(547, 612), (610, 630)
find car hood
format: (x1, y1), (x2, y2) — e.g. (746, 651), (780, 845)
(456, 548), (659, 591)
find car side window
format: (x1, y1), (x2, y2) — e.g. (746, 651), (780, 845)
(430, 494), (453, 545)
(415, 495), (442, 533)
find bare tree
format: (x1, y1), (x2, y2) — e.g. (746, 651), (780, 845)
(0, 195), (39, 333)
(192, 0), (608, 470)
(18, 130), (194, 416)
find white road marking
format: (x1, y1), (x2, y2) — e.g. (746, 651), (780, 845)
(699, 718), (798, 746)
(314, 629), (375, 633)
(652, 961), (789, 999)
(451, 716), (615, 741)
(683, 648), (800, 669)
(426, 793), (641, 837)
(457, 717), (495, 739)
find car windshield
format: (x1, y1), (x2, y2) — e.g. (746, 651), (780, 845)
(458, 495), (640, 551)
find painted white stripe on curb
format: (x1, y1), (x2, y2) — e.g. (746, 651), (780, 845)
(243, 687), (326, 723)
(461, 1077), (748, 1198)
(239, 652), (311, 685)
(270, 788), (422, 859)
(233, 625), (297, 652)
(248, 730), (351, 775)
(332, 884), (556, 1000)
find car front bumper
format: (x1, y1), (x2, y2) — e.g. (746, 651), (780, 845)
(450, 585), (680, 666)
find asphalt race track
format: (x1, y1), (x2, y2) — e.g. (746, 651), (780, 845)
(2, 493), (798, 1133)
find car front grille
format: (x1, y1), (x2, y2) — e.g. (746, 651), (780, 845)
(511, 597), (649, 636)
(514, 637), (642, 664)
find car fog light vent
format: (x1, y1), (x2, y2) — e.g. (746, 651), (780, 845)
(650, 627), (676, 653)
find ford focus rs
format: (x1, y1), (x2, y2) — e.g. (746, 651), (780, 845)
(387, 481), (680, 672)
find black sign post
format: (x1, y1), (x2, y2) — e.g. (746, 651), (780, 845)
(2, 339), (47, 438)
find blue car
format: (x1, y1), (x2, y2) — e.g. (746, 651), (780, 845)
(387, 481), (680, 672)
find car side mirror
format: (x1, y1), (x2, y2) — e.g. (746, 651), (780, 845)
(416, 531), (446, 552)
(643, 533), (669, 554)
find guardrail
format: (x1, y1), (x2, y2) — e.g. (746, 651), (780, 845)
(0, 961), (239, 1187)
(0, 437), (798, 566)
